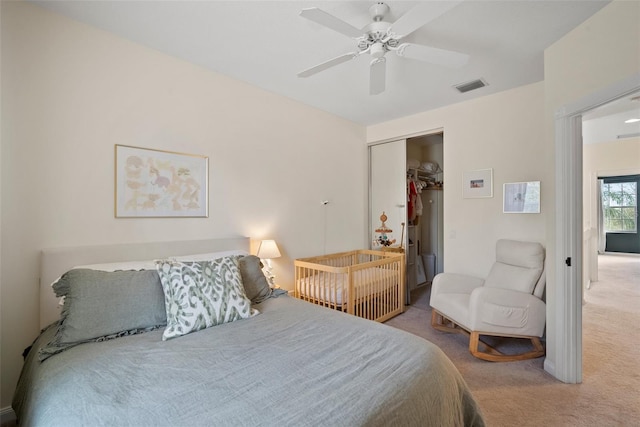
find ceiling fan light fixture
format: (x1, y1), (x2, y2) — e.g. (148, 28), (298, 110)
(371, 42), (386, 58)
(454, 78), (488, 93)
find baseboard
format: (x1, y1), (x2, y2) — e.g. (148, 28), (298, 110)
(0, 407), (16, 424)
(543, 358), (555, 378)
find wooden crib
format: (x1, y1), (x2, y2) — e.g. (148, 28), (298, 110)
(294, 250), (405, 322)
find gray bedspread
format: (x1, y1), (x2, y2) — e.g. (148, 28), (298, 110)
(13, 296), (484, 426)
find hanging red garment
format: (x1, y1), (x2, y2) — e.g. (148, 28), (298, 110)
(408, 180), (418, 222)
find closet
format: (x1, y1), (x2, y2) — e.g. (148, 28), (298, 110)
(369, 133), (444, 304)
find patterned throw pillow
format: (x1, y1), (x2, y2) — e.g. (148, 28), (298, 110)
(155, 256), (258, 341)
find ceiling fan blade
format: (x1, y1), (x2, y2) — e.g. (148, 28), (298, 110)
(396, 43), (469, 68)
(298, 52), (359, 78)
(300, 8), (363, 39)
(390, 0), (462, 39)
(370, 58), (386, 95)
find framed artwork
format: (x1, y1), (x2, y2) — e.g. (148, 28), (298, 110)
(503, 181), (541, 213)
(115, 144), (208, 218)
(463, 168), (493, 198)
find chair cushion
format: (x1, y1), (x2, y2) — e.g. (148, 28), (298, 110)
(484, 263), (542, 294)
(431, 293), (472, 330)
(469, 287), (547, 337)
(495, 239), (544, 269)
(484, 240), (544, 294)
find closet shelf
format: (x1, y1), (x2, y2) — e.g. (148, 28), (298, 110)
(408, 168), (443, 190)
(407, 167), (443, 178)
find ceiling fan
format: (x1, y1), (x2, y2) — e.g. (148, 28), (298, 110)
(297, 1), (469, 95)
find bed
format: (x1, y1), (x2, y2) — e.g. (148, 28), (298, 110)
(13, 238), (484, 427)
(294, 250), (405, 322)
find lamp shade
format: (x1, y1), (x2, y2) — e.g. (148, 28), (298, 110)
(256, 240), (281, 259)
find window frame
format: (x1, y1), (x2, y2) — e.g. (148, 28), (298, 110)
(602, 178), (638, 234)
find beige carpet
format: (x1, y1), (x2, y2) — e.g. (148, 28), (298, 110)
(385, 254), (640, 427)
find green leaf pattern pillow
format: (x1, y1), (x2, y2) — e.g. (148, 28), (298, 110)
(155, 256), (257, 341)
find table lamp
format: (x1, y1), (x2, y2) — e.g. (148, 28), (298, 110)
(257, 239), (281, 287)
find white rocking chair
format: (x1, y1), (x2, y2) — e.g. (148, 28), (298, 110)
(430, 239), (546, 362)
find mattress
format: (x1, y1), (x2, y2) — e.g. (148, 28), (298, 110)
(296, 267), (398, 305)
(13, 295), (484, 427)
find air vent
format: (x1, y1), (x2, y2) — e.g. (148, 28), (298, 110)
(454, 79), (488, 93)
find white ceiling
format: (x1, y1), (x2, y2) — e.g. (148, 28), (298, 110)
(31, 0), (613, 127)
(582, 91), (640, 145)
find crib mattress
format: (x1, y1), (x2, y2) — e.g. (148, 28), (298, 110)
(296, 267), (398, 305)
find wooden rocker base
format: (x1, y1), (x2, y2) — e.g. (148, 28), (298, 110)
(431, 310), (545, 362)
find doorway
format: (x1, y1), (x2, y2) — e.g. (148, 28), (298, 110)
(406, 133), (444, 293)
(555, 74), (640, 384)
(368, 129), (445, 305)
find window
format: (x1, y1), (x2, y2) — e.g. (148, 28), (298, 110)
(602, 181), (637, 232)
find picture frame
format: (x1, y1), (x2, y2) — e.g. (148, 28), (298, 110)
(503, 181), (541, 213)
(463, 168), (493, 198)
(115, 144), (209, 218)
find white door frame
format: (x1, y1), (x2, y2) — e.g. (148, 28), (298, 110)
(552, 73), (640, 383)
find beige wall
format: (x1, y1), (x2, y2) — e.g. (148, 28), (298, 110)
(368, 82), (547, 278)
(0, 2), (366, 407)
(543, 0), (640, 376)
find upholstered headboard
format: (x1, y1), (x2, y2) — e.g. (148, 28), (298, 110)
(39, 237), (250, 329)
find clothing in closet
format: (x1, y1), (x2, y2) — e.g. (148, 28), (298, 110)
(407, 174), (426, 225)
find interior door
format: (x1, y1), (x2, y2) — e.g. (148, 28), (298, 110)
(369, 140), (407, 250)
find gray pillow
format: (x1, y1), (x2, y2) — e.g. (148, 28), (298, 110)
(238, 255), (273, 304)
(39, 269), (166, 361)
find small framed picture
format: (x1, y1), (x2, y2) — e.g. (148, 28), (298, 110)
(115, 145), (209, 218)
(463, 168), (493, 198)
(503, 181), (541, 213)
